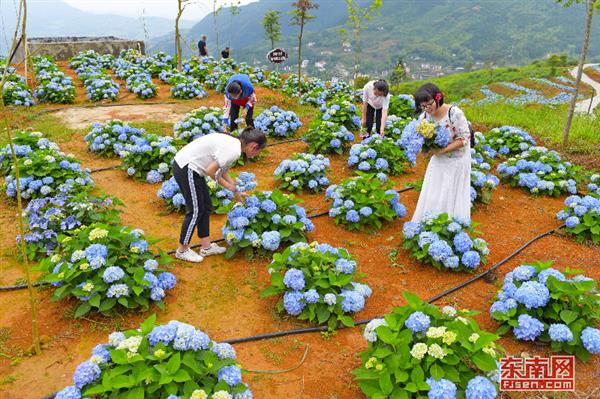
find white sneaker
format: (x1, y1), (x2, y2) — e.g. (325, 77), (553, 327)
(200, 243), (227, 257)
(175, 248), (204, 263)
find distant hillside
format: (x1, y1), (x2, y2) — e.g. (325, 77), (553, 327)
(149, 0), (600, 79)
(0, 0), (194, 54)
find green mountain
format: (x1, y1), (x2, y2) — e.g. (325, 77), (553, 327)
(148, 0), (600, 79)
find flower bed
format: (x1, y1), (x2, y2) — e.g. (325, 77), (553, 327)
(0, 131), (60, 175)
(556, 195), (600, 244)
(76, 66), (120, 102)
(119, 133), (179, 183)
(387, 94), (415, 118)
(221, 190), (313, 258)
(478, 126), (536, 157)
(402, 212), (489, 271)
(302, 121), (355, 155)
(173, 106), (225, 143)
(299, 87), (328, 107)
(260, 71), (283, 89)
(348, 135), (410, 176)
(20, 192), (121, 260)
(53, 316), (253, 399)
(4, 150), (94, 200)
(39, 224), (174, 317)
(85, 120), (145, 157)
(2, 81), (34, 106)
(261, 242), (371, 330)
(470, 148), (499, 205)
(169, 75), (207, 99)
(497, 146), (580, 196)
(475, 85), (504, 106)
(326, 173), (406, 231)
(316, 97), (361, 131)
(355, 292), (503, 399)
(254, 106), (302, 139)
(125, 72), (158, 99)
(158, 172), (257, 214)
(274, 153), (330, 192)
(282, 74), (309, 97)
(33, 56), (75, 104)
(400, 119), (451, 166)
(490, 261), (600, 361)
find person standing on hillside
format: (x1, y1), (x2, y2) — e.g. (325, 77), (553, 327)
(223, 73), (257, 131)
(411, 83), (472, 223)
(198, 34), (208, 57)
(360, 79), (391, 138)
(221, 47), (231, 59)
(172, 128), (267, 263)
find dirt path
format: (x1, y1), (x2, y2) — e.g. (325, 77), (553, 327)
(570, 63), (600, 114)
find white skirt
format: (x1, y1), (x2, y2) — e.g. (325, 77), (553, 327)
(411, 146), (472, 222)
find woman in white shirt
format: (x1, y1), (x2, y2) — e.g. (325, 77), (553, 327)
(411, 83), (472, 223)
(172, 128), (267, 262)
(361, 79), (391, 138)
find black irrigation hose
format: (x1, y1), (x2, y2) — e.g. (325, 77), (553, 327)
(36, 223), (566, 399)
(266, 138), (302, 147)
(90, 165), (119, 173)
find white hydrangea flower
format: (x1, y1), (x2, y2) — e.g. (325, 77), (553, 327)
(363, 318), (387, 342)
(410, 343), (428, 360)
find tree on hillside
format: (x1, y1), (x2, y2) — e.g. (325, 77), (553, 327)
(261, 9), (282, 50)
(341, 0), (382, 79)
(213, 0), (223, 57)
(389, 56), (407, 85)
(557, 0), (598, 148)
(290, 0), (319, 80)
(175, 0), (191, 71)
(228, 0), (241, 47)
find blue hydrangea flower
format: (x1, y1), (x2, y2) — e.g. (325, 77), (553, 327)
(211, 342), (237, 359)
(514, 314), (544, 341)
(340, 290), (365, 313)
(158, 272), (176, 290)
(465, 376), (497, 399)
(548, 324), (574, 343)
(514, 281), (550, 309)
(512, 265), (536, 281)
(217, 365), (242, 387)
(403, 221), (422, 239)
(581, 327), (600, 354)
(55, 386), (82, 399)
(428, 240), (453, 262)
(283, 290), (305, 316)
(405, 311), (430, 333)
(461, 250), (481, 269)
(426, 377), (457, 399)
(73, 361), (101, 388)
(91, 344), (111, 363)
(346, 210), (360, 223)
(453, 232), (473, 253)
(334, 258), (356, 274)
(261, 231), (281, 251)
(304, 289), (320, 304)
(102, 266), (124, 283)
(324, 293), (336, 306)
(283, 268), (305, 291)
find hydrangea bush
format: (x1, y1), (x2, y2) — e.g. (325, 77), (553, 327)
(384, 115), (412, 141)
(78, 68), (120, 102)
(158, 172), (257, 214)
(316, 97), (361, 131)
(478, 126), (536, 157)
(302, 121), (355, 155)
(125, 72), (158, 99)
(387, 94), (415, 118)
(556, 195), (600, 244)
(4, 150), (94, 200)
(0, 130), (60, 175)
(400, 118), (451, 166)
(33, 56), (76, 104)
(348, 135), (411, 176)
(354, 292), (502, 399)
(254, 106), (302, 139)
(282, 74), (309, 97)
(490, 261), (600, 361)
(497, 146), (580, 196)
(53, 315), (253, 399)
(402, 212), (489, 272)
(119, 133), (179, 183)
(588, 173), (600, 197)
(39, 223), (175, 317)
(19, 192), (121, 260)
(470, 148), (500, 205)
(221, 190), (313, 259)
(326, 173), (406, 231)
(274, 153), (330, 192)
(173, 106), (224, 143)
(85, 120), (145, 157)
(261, 242), (371, 330)
(2, 81), (35, 106)
(167, 74), (207, 99)
(299, 87), (328, 107)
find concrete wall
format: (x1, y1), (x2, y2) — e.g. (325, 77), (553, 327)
(10, 37), (145, 63)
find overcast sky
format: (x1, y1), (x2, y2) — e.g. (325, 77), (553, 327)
(60, 0), (257, 20)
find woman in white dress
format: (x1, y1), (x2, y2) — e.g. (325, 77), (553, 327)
(411, 83), (472, 223)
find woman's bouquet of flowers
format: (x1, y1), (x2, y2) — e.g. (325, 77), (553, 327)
(400, 118), (451, 166)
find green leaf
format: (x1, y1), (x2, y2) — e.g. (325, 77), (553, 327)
(560, 309), (579, 325)
(140, 314), (156, 335)
(317, 306), (330, 324)
(74, 302), (91, 318)
(126, 387), (144, 399)
(429, 363), (444, 380)
(173, 368), (191, 383)
(472, 351), (498, 372)
(379, 371), (393, 395)
(166, 352), (181, 375)
(403, 292), (423, 309)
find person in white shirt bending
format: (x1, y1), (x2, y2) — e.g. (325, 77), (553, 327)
(361, 79), (391, 138)
(172, 128), (267, 262)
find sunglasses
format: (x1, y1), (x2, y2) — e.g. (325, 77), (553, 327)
(419, 99), (436, 110)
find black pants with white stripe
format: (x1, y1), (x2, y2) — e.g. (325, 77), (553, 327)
(172, 162), (212, 245)
(365, 104), (382, 135)
(229, 104), (254, 130)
